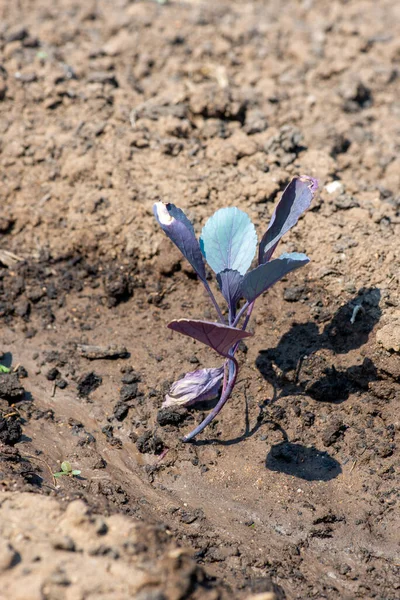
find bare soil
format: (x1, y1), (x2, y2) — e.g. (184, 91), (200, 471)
(0, 1), (399, 599)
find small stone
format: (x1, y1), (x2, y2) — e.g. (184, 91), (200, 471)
(51, 535), (76, 552)
(283, 285), (305, 302)
(46, 367), (60, 381)
(120, 383), (138, 402)
(325, 180), (344, 195)
(15, 366), (28, 378)
(113, 402), (129, 421)
(121, 371), (140, 384)
(302, 411), (315, 427)
(322, 418), (346, 447)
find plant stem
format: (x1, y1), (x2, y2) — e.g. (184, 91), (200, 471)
(221, 359), (228, 393)
(182, 355), (238, 442)
(232, 300), (249, 328)
(240, 300), (255, 331)
(182, 297), (255, 441)
(202, 280), (226, 323)
(231, 301), (255, 352)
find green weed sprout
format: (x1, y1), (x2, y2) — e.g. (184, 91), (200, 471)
(54, 461), (81, 478)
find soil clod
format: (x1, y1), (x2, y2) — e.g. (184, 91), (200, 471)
(136, 431), (164, 455)
(0, 374), (25, 403)
(0, 415), (22, 446)
(77, 372), (102, 397)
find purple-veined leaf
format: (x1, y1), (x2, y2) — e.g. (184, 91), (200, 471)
(241, 252), (310, 302)
(163, 366), (224, 408)
(200, 207), (257, 275)
(168, 319), (253, 357)
(259, 176), (318, 264)
(216, 269), (243, 313)
(154, 202), (206, 281)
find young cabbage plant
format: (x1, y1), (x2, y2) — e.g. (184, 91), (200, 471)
(154, 176), (318, 441)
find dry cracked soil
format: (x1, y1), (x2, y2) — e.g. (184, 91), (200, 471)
(0, 0), (399, 599)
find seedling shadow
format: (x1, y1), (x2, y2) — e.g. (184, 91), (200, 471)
(191, 399), (341, 480)
(266, 441), (341, 481)
(256, 287), (381, 404)
(0, 351), (13, 369)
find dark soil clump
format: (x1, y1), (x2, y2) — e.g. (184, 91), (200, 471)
(136, 431), (164, 455)
(0, 373), (25, 403)
(0, 415), (22, 445)
(157, 407), (187, 427)
(77, 372), (102, 397)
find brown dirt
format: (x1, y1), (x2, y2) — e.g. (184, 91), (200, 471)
(0, 0), (399, 599)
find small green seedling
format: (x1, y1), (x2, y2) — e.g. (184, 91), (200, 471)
(0, 365), (10, 373)
(54, 461), (81, 478)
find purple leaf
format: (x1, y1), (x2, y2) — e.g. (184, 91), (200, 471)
(154, 202), (206, 281)
(216, 269), (243, 313)
(259, 176), (318, 264)
(163, 366), (224, 408)
(241, 252), (310, 303)
(168, 319), (253, 357)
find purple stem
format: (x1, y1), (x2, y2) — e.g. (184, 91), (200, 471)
(228, 301), (256, 378)
(221, 360), (228, 393)
(182, 294), (256, 441)
(203, 280), (226, 324)
(182, 355), (238, 442)
(232, 300), (250, 328)
(240, 300), (255, 332)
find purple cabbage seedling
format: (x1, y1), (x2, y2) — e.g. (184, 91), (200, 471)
(154, 176), (318, 441)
